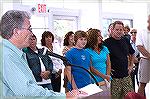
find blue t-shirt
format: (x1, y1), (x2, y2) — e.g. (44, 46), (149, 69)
(65, 48), (92, 90)
(86, 46), (110, 82)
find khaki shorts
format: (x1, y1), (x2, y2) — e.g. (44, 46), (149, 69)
(138, 58), (150, 83)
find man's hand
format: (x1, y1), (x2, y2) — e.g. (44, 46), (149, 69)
(128, 66), (133, 75)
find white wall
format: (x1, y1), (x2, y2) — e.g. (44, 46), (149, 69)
(0, 0), (3, 18)
(1, 1), (13, 16)
(20, 0), (103, 31)
(1, 0), (150, 31)
(46, 0), (103, 31)
(78, 1), (102, 31)
(102, 2), (148, 30)
(147, 3), (150, 15)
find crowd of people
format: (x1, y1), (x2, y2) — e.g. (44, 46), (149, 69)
(0, 10), (150, 99)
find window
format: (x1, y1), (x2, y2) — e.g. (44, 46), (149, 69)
(102, 18), (112, 38)
(53, 15), (78, 49)
(102, 13), (133, 39)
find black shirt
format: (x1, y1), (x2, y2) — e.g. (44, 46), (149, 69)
(104, 37), (135, 78)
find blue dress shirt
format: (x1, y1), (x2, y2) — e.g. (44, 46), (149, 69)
(2, 39), (65, 97)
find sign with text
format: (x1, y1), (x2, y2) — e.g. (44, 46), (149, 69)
(38, 4), (46, 13)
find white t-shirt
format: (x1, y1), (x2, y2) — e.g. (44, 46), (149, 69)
(34, 50), (51, 85)
(42, 46), (65, 73)
(136, 29), (150, 58)
(52, 43), (64, 73)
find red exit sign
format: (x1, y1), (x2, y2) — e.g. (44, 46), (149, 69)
(38, 4), (46, 13)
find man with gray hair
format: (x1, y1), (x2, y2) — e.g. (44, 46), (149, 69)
(0, 10), (66, 97)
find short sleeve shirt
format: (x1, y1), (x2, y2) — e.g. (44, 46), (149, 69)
(65, 48), (92, 90)
(104, 37), (135, 78)
(136, 29), (150, 58)
(86, 46), (110, 82)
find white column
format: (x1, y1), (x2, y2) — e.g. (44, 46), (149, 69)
(1, 0), (13, 14)
(147, 3), (150, 16)
(0, 0), (2, 18)
(98, 0), (103, 30)
(79, 0), (103, 31)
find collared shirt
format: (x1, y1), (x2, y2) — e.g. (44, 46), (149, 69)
(2, 39), (65, 97)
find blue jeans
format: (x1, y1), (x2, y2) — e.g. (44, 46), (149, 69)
(40, 83), (53, 90)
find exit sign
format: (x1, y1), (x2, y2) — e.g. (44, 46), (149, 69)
(38, 4), (46, 13)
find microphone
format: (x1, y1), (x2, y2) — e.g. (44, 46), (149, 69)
(46, 51), (70, 66)
(45, 50), (99, 86)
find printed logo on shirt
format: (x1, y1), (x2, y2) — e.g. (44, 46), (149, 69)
(81, 55), (86, 60)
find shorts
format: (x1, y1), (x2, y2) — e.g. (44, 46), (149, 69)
(138, 58), (150, 83)
(111, 76), (133, 99)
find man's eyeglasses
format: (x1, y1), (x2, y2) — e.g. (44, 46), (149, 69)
(22, 27), (32, 32)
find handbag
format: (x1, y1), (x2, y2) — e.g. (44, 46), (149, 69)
(125, 92), (146, 99)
